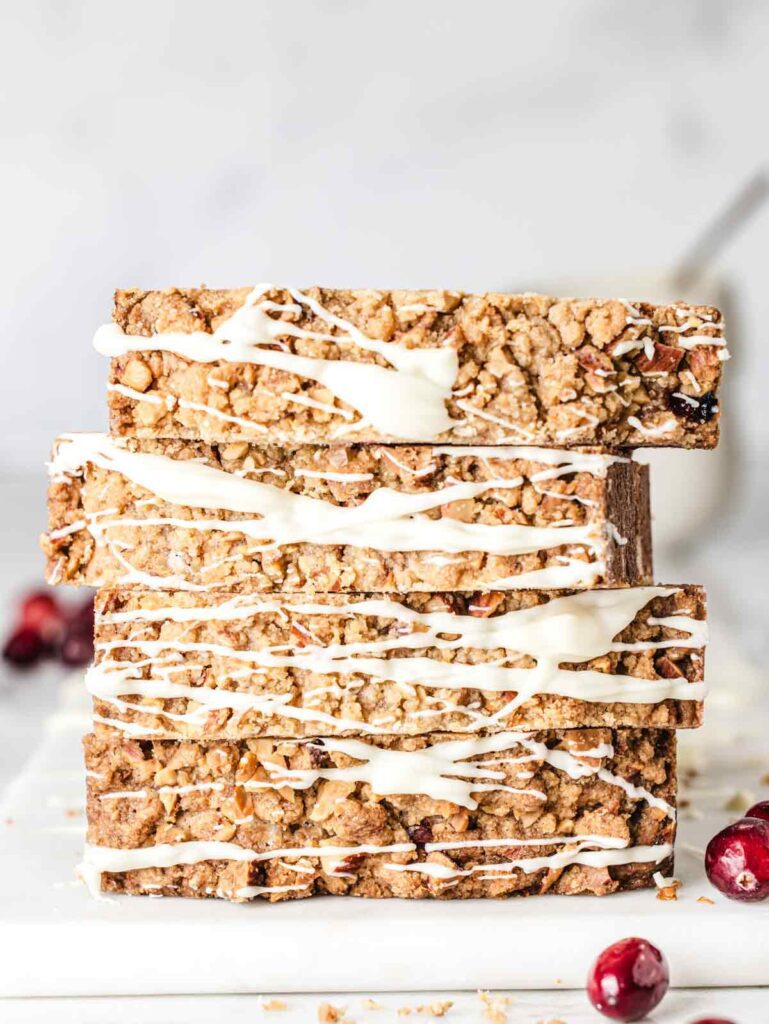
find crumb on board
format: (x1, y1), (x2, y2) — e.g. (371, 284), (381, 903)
(361, 998), (382, 1010)
(477, 991), (514, 1023)
(318, 1003), (351, 1024)
(697, 895), (715, 905)
(398, 1002), (453, 1018)
(653, 871), (682, 901)
(261, 999), (287, 1012)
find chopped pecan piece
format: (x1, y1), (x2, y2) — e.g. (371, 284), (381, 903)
(655, 655), (684, 679)
(576, 344), (614, 376)
(635, 342), (684, 374)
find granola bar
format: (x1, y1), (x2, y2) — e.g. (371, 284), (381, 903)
(98, 285), (726, 448)
(88, 586), (705, 738)
(43, 436), (652, 592)
(82, 727), (676, 901)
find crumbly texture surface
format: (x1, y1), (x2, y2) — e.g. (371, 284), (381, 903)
(90, 587), (704, 738)
(43, 441), (652, 592)
(85, 728), (676, 901)
(107, 287), (724, 448)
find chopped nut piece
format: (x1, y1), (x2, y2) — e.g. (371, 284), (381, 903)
(636, 342), (684, 375)
(318, 1002), (346, 1023)
(478, 990), (513, 1024)
(119, 358), (153, 392)
(697, 895), (715, 905)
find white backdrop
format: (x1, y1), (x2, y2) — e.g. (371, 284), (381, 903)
(1, 0), (767, 467)
(1, 0), (768, 657)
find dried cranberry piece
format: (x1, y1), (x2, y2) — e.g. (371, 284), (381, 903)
(407, 820), (433, 847)
(3, 626), (45, 667)
(705, 817), (769, 901)
(307, 741), (327, 768)
(586, 937), (669, 1021)
(667, 390), (718, 423)
(745, 800), (769, 823)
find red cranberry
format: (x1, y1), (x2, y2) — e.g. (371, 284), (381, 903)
(745, 800), (769, 823)
(3, 626), (45, 667)
(689, 1019), (736, 1023)
(70, 594), (95, 628)
(59, 628), (94, 666)
(586, 937), (669, 1021)
(705, 817), (769, 901)
(20, 591), (64, 645)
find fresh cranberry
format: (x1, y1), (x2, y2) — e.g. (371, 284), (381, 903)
(20, 591), (64, 645)
(586, 937), (669, 1021)
(667, 390), (718, 423)
(745, 800), (769, 823)
(705, 817), (769, 901)
(59, 628), (94, 666)
(688, 1019), (736, 1023)
(3, 626), (45, 667)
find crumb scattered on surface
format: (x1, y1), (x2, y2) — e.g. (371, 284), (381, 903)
(697, 895), (715, 904)
(261, 999), (287, 1012)
(361, 998), (382, 1010)
(653, 873), (682, 901)
(318, 1003), (348, 1023)
(761, 773), (769, 785)
(398, 1004), (452, 1018)
(477, 991), (514, 1024)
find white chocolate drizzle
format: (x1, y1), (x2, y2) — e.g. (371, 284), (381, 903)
(96, 285), (459, 441)
(49, 433), (618, 582)
(78, 834), (672, 898)
(90, 587), (705, 733)
(91, 730), (674, 817)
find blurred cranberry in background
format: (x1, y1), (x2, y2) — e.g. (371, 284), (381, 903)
(2, 588), (94, 670)
(3, 626), (45, 667)
(59, 596), (95, 666)
(20, 591), (64, 647)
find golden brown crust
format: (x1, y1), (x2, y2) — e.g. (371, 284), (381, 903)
(107, 286), (724, 448)
(90, 586), (705, 738)
(43, 440), (652, 592)
(86, 728), (676, 901)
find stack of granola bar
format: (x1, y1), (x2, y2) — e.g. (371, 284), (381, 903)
(42, 285), (724, 901)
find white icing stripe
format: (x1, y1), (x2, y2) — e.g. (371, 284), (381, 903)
(233, 883), (310, 898)
(90, 731), (674, 817)
(98, 588), (683, 652)
(294, 468), (374, 483)
(96, 284), (459, 441)
(385, 842), (673, 880)
(50, 433), (606, 559)
(91, 587), (705, 725)
(78, 835), (672, 897)
(627, 416), (679, 439)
